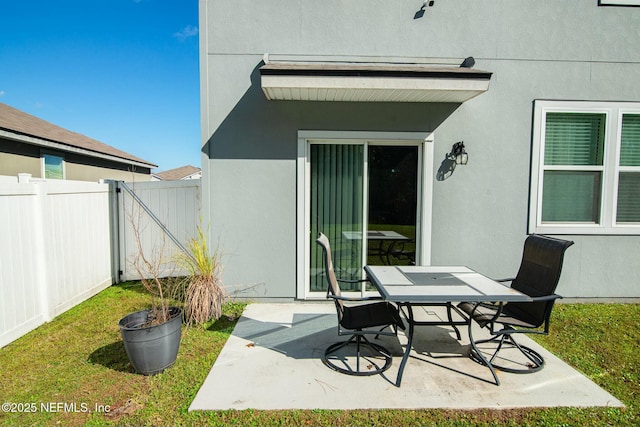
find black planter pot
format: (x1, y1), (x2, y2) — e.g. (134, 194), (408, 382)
(118, 307), (182, 375)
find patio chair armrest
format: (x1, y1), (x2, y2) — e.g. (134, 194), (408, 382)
(477, 301), (506, 308)
(459, 301), (506, 328)
(327, 294), (382, 302)
(529, 294), (562, 303)
(336, 278), (369, 284)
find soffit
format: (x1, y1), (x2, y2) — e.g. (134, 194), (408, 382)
(260, 61), (492, 103)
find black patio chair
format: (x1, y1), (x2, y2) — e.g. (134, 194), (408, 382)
(316, 232), (405, 376)
(458, 234), (574, 382)
(386, 239), (416, 265)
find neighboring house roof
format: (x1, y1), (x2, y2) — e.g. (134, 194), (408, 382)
(153, 165), (201, 180)
(0, 102), (156, 168)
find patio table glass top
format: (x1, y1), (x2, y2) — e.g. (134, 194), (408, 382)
(364, 265), (530, 303)
(342, 230), (410, 240)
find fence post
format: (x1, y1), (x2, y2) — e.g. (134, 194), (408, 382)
(105, 180), (122, 284)
(29, 179), (52, 322)
(17, 173), (32, 183)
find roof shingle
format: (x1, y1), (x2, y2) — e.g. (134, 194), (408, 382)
(0, 102), (156, 167)
(153, 165), (201, 180)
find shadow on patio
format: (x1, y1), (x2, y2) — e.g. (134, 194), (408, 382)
(190, 303), (623, 411)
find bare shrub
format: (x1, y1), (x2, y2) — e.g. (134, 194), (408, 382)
(126, 185), (179, 326)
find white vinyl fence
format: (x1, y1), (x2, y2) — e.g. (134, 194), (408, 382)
(115, 179), (201, 282)
(0, 175), (112, 348)
(0, 176), (201, 348)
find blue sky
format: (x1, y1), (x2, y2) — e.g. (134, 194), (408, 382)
(0, 0), (200, 172)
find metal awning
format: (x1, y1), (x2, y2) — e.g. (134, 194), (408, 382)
(260, 60), (492, 103)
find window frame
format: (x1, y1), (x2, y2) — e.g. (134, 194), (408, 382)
(598, 0), (640, 6)
(41, 152), (66, 180)
(296, 130), (434, 299)
(530, 100), (640, 235)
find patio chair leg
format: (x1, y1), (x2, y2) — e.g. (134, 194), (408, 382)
(446, 303), (462, 340)
(468, 330), (546, 376)
(374, 324), (392, 339)
(478, 334), (507, 365)
(361, 335), (392, 359)
(467, 320), (501, 386)
(325, 334), (358, 354)
(356, 335), (361, 372)
(500, 335), (545, 373)
(322, 334), (393, 377)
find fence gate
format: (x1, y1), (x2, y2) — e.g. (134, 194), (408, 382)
(111, 180), (201, 282)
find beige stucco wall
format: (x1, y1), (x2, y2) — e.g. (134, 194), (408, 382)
(0, 149), (151, 182)
(65, 163), (151, 182)
(0, 151), (40, 177)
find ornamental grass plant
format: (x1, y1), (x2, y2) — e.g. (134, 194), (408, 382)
(177, 226), (227, 326)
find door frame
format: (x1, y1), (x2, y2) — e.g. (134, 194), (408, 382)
(297, 130), (435, 300)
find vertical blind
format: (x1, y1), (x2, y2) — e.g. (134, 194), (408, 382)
(542, 113), (605, 223)
(310, 144), (364, 292)
(617, 114), (640, 223)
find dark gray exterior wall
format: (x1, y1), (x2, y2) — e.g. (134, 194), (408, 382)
(200, 0), (640, 299)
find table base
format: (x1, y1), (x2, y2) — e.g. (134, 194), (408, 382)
(395, 302), (471, 387)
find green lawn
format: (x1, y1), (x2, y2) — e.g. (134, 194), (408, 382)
(0, 283), (638, 426)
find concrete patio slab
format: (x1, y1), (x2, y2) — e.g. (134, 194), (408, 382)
(189, 303), (624, 411)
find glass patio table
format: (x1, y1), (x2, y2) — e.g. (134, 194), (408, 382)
(363, 265), (532, 386)
(343, 230), (410, 264)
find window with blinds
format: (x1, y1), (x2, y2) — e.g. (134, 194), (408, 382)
(531, 101), (640, 234)
(544, 113), (605, 166)
(542, 113), (605, 223)
(617, 114), (640, 223)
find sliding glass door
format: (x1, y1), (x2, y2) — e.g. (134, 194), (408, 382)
(308, 140), (420, 296)
(310, 144), (365, 292)
(367, 145), (418, 266)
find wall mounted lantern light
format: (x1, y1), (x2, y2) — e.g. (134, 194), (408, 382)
(437, 141), (468, 181)
(451, 141), (468, 165)
(414, 0), (435, 19)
